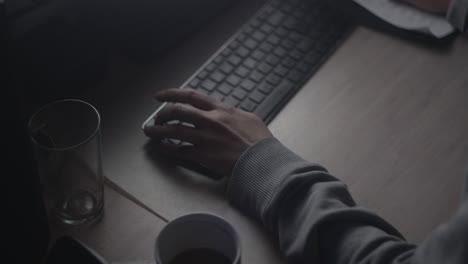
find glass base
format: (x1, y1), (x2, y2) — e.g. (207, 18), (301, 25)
(57, 190), (103, 225)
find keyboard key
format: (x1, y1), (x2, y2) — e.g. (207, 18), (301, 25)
(243, 57), (258, 68)
(237, 33), (247, 42)
(228, 54), (242, 66)
(240, 99), (257, 112)
(218, 83), (234, 95)
(226, 75), (242, 87)
(283, 17), (297, 29)
(210, 91), (225, 102)
(251, 50), (266, 61)
(273, 64), (289, 77)
(260, 23), (274, 34)
(289, 49), (303, 60)
(252, 31), (266, 42)
(273, 46), (287, 58)
(235, 66), (250, 78)
(221, 47), (232, 57)
(224, 96), (240, 107)
(267, 34), (281, 45)
(281, 39), (295, 50)
(244, 38), (258, 50)
(287, 69), (303, 82)
(240, 79), (256, 91)
(298, 38), (313, 53)
(266, 73), (282, 85)
(259, 42), (274, 53)
(201, 79), (217, 91)
(219, 62), (234, 74)
(229, 40), (240, 49)
(258, 10), (269, 21)
(198, 70), (209, 79)
(206, 62), (217, 72)
(213, 56), (223, 64)
(250, 90), (266, 103)
(267, 11), (284, 26)
(188, 78), (201, 88)
(258, 82), (274, 94)
(251, 17), (262, 28)
(232, 89), (248, 100)
(290, 32), (302, 42)
(210, 71), (225, 82)
(258, 62), (273, 74)
(275, 27), (289, 37)
(265, 54), (280, 66)
(282, 56), (296, 68)
(249, 70), (264, 83)
(236, 46), (250, 58)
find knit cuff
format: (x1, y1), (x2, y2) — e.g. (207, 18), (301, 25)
(227, 137), (325, 221)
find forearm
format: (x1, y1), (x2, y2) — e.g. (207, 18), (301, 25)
(227, 138), (415, 263)
(228, 138), (468, 264)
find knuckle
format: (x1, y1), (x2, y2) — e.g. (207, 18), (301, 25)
(170, 103), (185, 115)
(224, 105), (237, 115)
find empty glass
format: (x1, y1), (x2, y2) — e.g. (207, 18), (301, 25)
(28, 99), (104, 225)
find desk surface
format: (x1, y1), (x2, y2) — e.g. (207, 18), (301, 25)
(50, 184), (166, 262)
(79, 1), (468, 262)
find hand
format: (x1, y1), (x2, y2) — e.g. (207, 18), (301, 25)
(143, 88), (274, 176)
(403, 0), (452, 13)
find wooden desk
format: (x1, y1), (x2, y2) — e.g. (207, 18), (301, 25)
(79, 1), (468, 262)
(268, 28), (468, 241)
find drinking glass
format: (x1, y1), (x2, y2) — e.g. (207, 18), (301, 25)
(28, 99), (104, 225)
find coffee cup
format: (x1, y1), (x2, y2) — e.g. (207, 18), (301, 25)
(154, 213), (241, 264)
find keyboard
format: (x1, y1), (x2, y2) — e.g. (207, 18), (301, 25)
(143, 0), (354, 127)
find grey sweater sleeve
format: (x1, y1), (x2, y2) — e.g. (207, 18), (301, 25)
(227, 138), (468, 264)
(447, 0), (468, 33)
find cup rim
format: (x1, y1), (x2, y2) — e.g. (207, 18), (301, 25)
(154, 212), (241, 264)
(28, 99), (101, 152)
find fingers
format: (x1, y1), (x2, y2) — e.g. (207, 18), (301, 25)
(153, 103), (211, 127)
(155, 88), (219, 111)
(143, 124), (205, 144)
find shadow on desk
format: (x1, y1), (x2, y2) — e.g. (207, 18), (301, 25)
(143, 140), (227, 198)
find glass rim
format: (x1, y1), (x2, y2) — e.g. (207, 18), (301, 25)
(28, 99), (101, 152)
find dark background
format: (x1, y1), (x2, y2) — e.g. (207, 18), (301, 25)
(5, 0), (233, 262)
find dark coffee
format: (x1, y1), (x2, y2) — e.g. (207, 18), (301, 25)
(169, 248), (232, 264)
